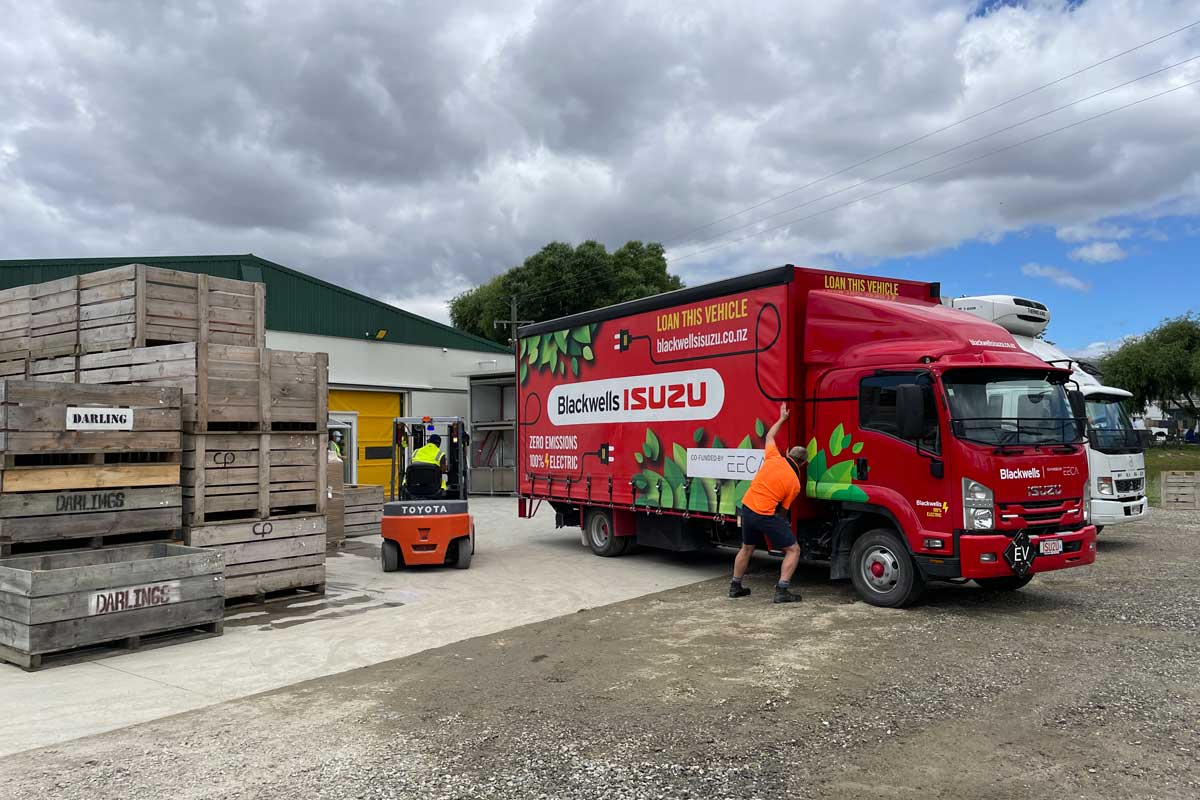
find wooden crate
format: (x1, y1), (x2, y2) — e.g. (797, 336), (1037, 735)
(0, 543), (224, 670)
(182, 432), (327, 525)
(183, 513), (325, 601)
(327, 458), (345, 551)
(1162, 471), (1200, 510)
(343, 484), (384, 538)
(78, 343), (328, 432)
(78, 264), (265, 353)
(0, 381), (182, 493)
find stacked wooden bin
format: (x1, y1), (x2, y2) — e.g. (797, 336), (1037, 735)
(66, 265), (331, 601)
(0, 264), (329, 622)
(0, 379), (225, 669)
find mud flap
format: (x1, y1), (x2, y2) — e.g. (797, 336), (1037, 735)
(829, 517), (857, 581)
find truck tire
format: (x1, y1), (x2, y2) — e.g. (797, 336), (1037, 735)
(453, 537), (473, 569)
(585, 508), (628, 557)
(975, 575), (1034, 591)
(381, 539), (402, 572)
(849, 528), (924, 608)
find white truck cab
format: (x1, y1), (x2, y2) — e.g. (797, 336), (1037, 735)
(951, 295), (1148, 529)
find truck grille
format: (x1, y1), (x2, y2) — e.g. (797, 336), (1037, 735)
(997, 497), (1084, 533)
(1115, 478), (1143, 495)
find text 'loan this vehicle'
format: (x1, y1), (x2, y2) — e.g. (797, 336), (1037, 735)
(517, 266), (1097, 607)
(951, 295), (1147, 530)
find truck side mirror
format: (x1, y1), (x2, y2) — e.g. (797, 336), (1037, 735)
(1067, 389), (1086, 419)
(896, 384), (927, 440)
(1067, 389), (1087, 440)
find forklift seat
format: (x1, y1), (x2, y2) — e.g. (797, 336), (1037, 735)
(404, 462), (443, 499)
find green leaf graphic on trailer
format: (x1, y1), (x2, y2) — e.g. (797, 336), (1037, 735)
(643, 430), (661, 461)
(519, 324), (602, 384)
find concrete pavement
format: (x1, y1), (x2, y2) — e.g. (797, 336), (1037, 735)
(0, 497), (731, 757)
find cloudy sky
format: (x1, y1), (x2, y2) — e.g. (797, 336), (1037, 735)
(1, 0), (1198, 356)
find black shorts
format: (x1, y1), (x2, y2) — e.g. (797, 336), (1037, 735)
(740, 506), (797, 550)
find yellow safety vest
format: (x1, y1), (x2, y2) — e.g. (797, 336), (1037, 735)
(412, 443), (447, 488)
(412, 443), (442, 465)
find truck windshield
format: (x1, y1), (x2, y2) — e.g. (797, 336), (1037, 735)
(1086, 395), (1142, 454)
(943, 370), (1082, 446)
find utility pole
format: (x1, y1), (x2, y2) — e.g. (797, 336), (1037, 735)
(494, 296), (533, 350)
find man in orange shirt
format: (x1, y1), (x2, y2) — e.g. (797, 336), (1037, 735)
(730, 403), (806, 603)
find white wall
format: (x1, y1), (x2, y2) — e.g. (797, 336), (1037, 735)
(265, 330), (513, 393)
(409, 389), (469, 419)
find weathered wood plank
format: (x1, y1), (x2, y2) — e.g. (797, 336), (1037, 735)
(0, 463), (180, 493)
(0, 507), (181, 543)
(0, 573), (220, 626)
(182, 513), (326, 547)
(223, 566), (324, 599)
(0, 543), (222, 596)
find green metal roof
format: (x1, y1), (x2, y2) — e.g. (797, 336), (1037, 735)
(0, 254), (508, 354)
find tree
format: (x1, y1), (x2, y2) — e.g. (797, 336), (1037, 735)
(449, 240), (682, 344)
(1100, 314), (1200, 416)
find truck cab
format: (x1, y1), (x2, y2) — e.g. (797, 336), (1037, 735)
(800, 289), (1097, 606)
(950, 295), (1147, 529)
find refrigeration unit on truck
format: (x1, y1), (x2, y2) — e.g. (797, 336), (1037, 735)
(951, 295), (1147, 530)
(517, 266), (1097, 607)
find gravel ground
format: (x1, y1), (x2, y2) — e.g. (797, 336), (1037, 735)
(3, 510), (1198, 799)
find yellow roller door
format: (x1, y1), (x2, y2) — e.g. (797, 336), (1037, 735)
(329, 389), (403, 487)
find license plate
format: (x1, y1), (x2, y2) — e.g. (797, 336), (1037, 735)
(1038, 538), (1063, 556)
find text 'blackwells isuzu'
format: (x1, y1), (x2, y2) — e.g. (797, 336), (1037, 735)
(517, 266), (1097, 607)
(951, 295), (1148, 530)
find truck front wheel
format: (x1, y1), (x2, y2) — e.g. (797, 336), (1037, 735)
(850, 528), (924, 608)
(585, 508), (628, 557)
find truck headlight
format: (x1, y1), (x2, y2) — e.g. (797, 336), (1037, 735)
(963, 478), (994, 529)
(969, 507), (994, 530)
(1097, 477), (1114, 496)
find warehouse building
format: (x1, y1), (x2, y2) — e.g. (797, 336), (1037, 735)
(0, 254), (513, 487)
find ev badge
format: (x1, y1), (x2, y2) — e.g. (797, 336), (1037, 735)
(1003, 530), (1035, 577)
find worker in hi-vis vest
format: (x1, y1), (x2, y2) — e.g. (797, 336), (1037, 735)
(412, 433), (448, 489)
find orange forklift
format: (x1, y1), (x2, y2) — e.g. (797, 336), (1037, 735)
(381, 416), (475, 571)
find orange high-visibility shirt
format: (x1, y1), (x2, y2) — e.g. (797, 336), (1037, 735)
(741, 441), (800, 516)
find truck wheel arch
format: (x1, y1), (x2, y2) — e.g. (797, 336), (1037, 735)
(829, 503), (911, 581)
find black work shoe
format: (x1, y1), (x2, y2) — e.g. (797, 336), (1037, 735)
(773, 587), (802, 604)
(729, 583), (751, 598)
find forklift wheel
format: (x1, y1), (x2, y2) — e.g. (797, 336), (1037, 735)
(453, 538), (473, 569)
(381, 539), (403, 572)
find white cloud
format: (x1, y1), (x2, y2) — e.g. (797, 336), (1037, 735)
(1067, 340), (1118, 359)
(1021, 262), (1090, 292)
(1068, 242), (1127, 263)
(1055, 222), (1133, 242)
(0, 0), (1196, 310)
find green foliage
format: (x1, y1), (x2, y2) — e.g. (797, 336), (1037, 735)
(449, 240), (683, 344)
(1100, 314), (1200, 415)
(806, 428), (869, 503)
(518, 323), (599, 384)
(643, 429), (661, 461)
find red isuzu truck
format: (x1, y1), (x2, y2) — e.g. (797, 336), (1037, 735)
(516, 266), (1097, 606)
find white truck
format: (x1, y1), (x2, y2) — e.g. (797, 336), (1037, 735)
(951, 295), (1148, 530)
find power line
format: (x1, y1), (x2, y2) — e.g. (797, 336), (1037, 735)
(660, 18), (1200, 246)
(669, 54), (1200, 258)
(667, 77), (1200, 265)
